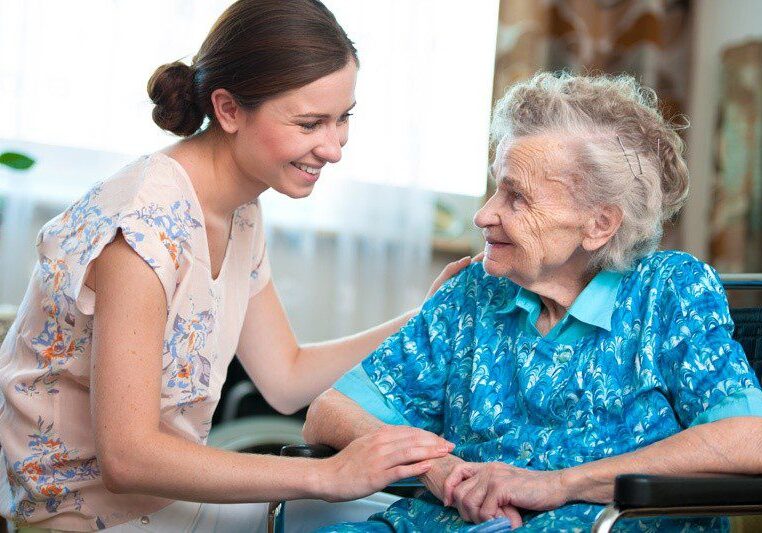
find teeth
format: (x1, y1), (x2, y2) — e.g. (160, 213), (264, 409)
(293, 163), (320, 175)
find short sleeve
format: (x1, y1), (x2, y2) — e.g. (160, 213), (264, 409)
(36, 185), (185, 316)
(342, 270), (467, 435)
(658, 257), (762, 427)
(333, 364), (411, 426)
(248, 201), (271, 297)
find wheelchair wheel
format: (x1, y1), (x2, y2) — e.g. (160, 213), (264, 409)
(207, 415), (304, 455)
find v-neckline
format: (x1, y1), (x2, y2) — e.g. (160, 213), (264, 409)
(156, 152), (233, 284)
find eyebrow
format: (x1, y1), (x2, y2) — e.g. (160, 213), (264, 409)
(496, 173), (530, 196)
(294, 101), (356, 120)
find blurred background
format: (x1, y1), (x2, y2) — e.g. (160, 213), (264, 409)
(1, 0), (761, 438)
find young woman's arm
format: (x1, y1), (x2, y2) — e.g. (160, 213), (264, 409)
(91, 233), (451, 501)
(304, 389), (464, 504)
(237, 256), (476, 414)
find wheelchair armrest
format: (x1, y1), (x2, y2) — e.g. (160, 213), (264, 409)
(280, 443), (338, 458)
(614, 474), (762, 509)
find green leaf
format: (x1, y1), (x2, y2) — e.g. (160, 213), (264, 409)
(0, 152), (35, 170)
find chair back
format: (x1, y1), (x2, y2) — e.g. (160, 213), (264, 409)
(724, 276), (762, 382)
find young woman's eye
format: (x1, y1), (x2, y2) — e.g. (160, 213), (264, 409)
(299, 121), (321, 131)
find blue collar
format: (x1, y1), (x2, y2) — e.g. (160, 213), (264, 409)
(497, 270), (624, 334)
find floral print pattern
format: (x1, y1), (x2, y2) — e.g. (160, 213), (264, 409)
(164, 309), (216, 413)
(0, 153), (270, 529)
(9, 417), (99, 526)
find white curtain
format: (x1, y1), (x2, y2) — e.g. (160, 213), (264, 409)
(0, 0), (498, 338)
(261, 181), (434, 340)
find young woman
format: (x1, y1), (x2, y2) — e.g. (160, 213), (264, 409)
(0, 1), (470, 531)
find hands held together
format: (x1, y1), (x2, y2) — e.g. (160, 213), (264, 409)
(319, 424), (569, 527)
(422, 454), (571, 527)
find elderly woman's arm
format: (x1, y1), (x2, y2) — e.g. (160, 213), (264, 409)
(444, 416), (762, 523)
(303, 389), (387, 449)
(562, 415), (762, 502)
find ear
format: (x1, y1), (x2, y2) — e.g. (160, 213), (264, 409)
(210, 88), (242, 134)
(581, 205), (623, 252)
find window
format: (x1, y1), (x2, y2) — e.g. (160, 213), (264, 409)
(0, 0), (498, 196)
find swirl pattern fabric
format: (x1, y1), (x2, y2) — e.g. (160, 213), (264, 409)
(325, 251), (762, 532)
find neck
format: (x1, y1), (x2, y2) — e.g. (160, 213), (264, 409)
(167, 128), (269, 222)
(523, 252), (597, 325)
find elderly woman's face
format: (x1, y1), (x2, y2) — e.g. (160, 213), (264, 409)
(474, 135), (590, 284)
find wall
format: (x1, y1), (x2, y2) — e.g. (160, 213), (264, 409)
(684, 0), (762, 261)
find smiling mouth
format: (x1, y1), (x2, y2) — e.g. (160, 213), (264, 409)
(291, 162), (322, 175)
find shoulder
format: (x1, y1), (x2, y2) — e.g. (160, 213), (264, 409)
(110, 153), (198, 217)
(619, 251), (728, 325)
(40, 153), (202, 276)
(622, 250), (720, 294)
(635, 250), (711, 275)
(44, 154), (191, 229)
(108, 154), (203, 252)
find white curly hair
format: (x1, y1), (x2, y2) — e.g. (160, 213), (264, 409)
(490, 72), (690, 272)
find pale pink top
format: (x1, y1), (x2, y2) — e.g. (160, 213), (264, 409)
(0, 153), (270, 530)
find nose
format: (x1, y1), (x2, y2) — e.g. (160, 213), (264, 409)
(473, 193), (499, 229)
(314, 126), (343, 164)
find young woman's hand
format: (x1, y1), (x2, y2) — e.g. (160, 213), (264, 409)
(425, 253), (484, 301)
(316, 425), (454, 502)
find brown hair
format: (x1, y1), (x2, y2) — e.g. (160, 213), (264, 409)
(147, 0), (358, 137)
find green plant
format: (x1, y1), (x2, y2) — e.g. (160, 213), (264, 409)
(0, 151), (35, 170)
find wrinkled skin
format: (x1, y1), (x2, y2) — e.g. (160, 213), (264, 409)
(473, 134), (622, 322)
(437, 133), (624, 521)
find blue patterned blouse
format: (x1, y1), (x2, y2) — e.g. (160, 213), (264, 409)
(323, 251), (762, 532)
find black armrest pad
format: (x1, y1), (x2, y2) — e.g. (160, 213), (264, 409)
(614, 474), (762, 509)
(280, 444), (338, 458)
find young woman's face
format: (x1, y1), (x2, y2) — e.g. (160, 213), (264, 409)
(233, 61), (358, 198)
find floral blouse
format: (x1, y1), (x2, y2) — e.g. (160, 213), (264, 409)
(0, 153), (270, 530)
(326, 252), (762, 532)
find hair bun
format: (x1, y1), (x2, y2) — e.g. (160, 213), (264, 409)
(147, 61), (204, 137)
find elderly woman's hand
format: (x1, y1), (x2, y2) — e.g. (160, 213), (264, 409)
(418, 453), (466, 503)
(443, 462), (569, 525)
(425, 253), (483, 301)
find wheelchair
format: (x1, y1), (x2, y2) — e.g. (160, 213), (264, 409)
(266, 275), (762, 533)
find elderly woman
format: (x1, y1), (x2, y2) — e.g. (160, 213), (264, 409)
(303, 72), (762, 532)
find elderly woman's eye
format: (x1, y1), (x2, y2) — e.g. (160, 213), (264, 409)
(509, 190), (525, 204)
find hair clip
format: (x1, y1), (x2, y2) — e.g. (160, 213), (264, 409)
(617, 135), (643, 178)
(656, 138), (662, 173)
